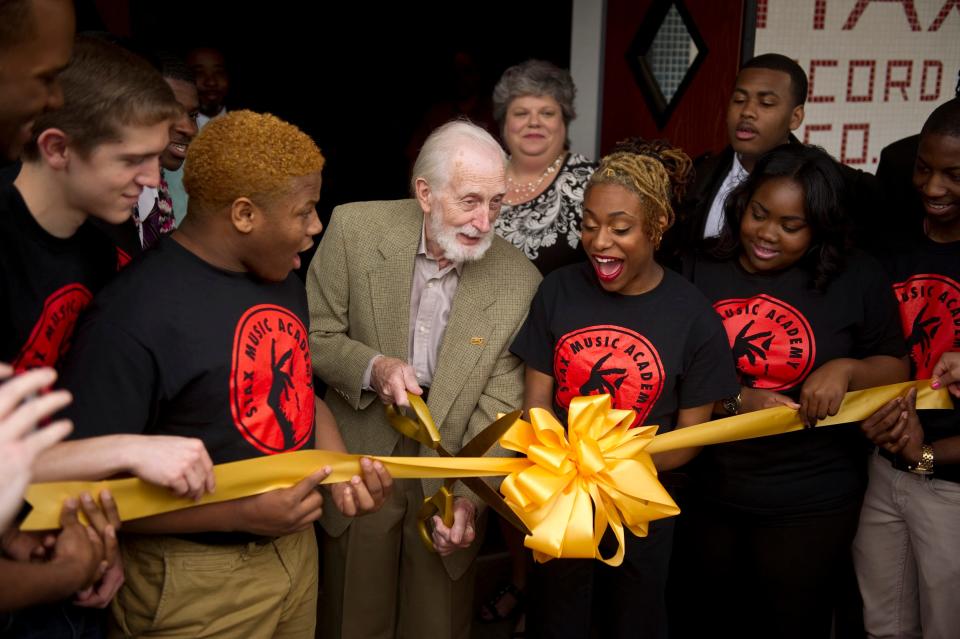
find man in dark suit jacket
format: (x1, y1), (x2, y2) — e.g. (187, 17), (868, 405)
(665, 53), (887, 263)
(665, 53), (806, 260)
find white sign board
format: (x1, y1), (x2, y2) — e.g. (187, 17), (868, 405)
(754, 0), (960, 171)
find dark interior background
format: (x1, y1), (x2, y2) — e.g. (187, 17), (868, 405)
(77, 0), (574, 226)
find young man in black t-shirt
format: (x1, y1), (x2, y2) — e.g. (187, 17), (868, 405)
(60, 110), (390, 638)
(6, 37), (216, 499)
(854, 97), (960, 639)
(0, 34), (217, 632)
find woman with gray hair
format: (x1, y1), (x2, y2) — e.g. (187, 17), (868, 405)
(492, 59), (595, 275)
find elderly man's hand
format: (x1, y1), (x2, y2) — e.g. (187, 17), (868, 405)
(370, 356), (422, 407)
(431, 497), (477, 556)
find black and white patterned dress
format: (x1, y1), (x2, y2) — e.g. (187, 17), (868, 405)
(494, 152), (596, 275)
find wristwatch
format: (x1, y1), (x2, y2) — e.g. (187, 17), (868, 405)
(721, 393), (742, 416)
(906, 444), (935, 476)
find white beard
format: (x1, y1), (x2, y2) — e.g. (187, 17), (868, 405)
(428, 211), (493, 263)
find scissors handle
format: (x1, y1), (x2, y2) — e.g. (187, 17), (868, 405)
(385, 393), (441, 449)
(417, 485), (455, 552)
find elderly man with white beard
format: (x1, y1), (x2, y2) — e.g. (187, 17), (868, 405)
(307, 120), (541, 639)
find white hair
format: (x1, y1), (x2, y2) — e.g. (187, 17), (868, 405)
(410, 119), (506, 194)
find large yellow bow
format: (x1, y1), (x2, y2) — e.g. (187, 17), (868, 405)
(499, 395), (678, 566)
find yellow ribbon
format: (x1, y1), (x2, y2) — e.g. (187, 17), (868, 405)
(22, 452), (527, 531)
(645, 381), (951, 454)
(496, 380), (951, 565)
(23, 380), (953, 567)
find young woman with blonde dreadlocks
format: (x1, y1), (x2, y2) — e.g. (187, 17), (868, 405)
(510, 139), (740, 638)
(678, 144), (908, 639)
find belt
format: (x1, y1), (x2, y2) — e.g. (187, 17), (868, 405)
(878, 447), (897, 464)
(877, 447), (933, 479)
(172, 531), (277, 546)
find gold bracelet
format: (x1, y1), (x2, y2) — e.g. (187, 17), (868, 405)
(908, 444), (935, 476)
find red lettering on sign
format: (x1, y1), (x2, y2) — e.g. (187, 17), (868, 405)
(841, 123), (870, 165)
(846, 60), (876, 102)
(803, 124), (832, 144)
(843, 0), (922, 31)
(928, 0), (960, 30)
(814, 0), (827, 29)
(757, 0), (768, 28)
(920, 60), (943, 101)
(884, 60), (913, 101)
(809, 59), (838, 103)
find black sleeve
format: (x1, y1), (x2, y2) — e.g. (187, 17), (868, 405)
(510, 280), (555, 376)
(851, 255), (907, 360)
(60, 317), (158, 438)
(678, 308), (740, 408)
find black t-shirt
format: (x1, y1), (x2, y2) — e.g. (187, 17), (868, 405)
(0, 183), (115, 370)
(884, 233), (960, 482)
(90, 217), (141, 267)
(511, 262), (739, 434)
(60, 237), (315, 464)
(686, 253), (906, 520)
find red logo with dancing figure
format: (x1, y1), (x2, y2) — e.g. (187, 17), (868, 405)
(230, 304), (314, 454)
(13, 283), (93, 371)
(714, 294), (816, 390)
(893, 274), (960, 378)
(554, 325), (664, 426)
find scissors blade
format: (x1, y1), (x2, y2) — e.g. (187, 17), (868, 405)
(459, 476), (531, 535)
(456, 410), (522, 459)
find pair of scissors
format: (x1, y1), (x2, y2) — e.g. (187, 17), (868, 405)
(386, 393), (531, 551)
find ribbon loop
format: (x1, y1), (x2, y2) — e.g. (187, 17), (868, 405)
(416, 485), (455, 552)
(385, 395), (441, 450)
(499, 395), (674, 566)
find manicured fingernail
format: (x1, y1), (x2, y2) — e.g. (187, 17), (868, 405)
(931, 379), (941, 389)
(81, 494), (93, 504)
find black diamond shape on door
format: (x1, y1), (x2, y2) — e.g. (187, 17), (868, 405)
(626, 0), (708, 129)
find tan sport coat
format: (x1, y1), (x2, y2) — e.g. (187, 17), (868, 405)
(307, 199), (541, 579)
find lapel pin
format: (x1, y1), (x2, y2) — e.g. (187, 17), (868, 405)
(470, 337), (485, 346)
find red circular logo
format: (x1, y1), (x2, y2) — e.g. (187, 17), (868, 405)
(230, 305), (314, 454)
(714, 294), (816, 391)
(893, 274), (960, 378)
(14, 283), (93, 372)
(554, 325), (664, 426)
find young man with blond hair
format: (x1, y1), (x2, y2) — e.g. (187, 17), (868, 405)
(60, 110), (390, 638)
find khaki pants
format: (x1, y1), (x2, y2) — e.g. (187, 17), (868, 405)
(110, 528), (318, 638)
(320, 440), (476, 639)
(854, 452), (960, 639)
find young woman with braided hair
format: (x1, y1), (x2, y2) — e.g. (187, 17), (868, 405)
(511, 139), (740, 638)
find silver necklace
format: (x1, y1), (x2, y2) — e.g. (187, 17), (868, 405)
(505, 154), (564, 203)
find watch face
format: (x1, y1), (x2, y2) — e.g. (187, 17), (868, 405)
(723, 396), (739, 414)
